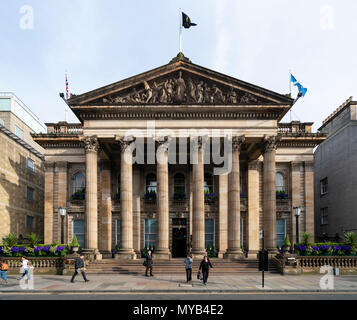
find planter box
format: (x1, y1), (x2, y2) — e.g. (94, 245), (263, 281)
(3, 257), (65, 275)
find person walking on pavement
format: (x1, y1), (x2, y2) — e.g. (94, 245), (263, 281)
(0, 258), (9, 284)
(18, 256), (31, 281)
(71, 254), (90, 283)
(145, 250), (153, 277)
(199, 256), (213, 286)
(184, 254), (193, 283)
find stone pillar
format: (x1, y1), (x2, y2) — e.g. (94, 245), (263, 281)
(291, 162), (302, 244)
(191, 137), (206, 258)
(262, 136), (280, 252)
(218, 174), (228, 258)
(44, 162), (54, 244)
(133, 168), (141, 255)
(116, 136), (136, 259)
(83, 136), (100, 257)
(154, 136), (171, 259)
(224, 136), (245, 259)
(56, 162), (67, 243)
(99, 160), (112, 254)
(247, 160), (260, 257)
(304, 161), (315, 241)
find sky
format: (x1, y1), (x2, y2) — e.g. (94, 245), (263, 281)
(0, 0), (356, 131)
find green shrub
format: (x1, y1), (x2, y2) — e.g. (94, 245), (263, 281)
(71, 235), (80, 247)
(344, 232), (357, 249)
(28, 233), (40, 247)
(282, 235), (291, 247)
(2, 233), (17, 247)
(302, 232), (311, 246)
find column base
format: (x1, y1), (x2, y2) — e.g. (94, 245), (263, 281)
(223, 250), (243, 260)
(153, 250), (171, 260)
(191, 249), (206, 260)
(247, 251), (259, 260)
(114, 249), (136, 260)
(81, 249), (102, 261)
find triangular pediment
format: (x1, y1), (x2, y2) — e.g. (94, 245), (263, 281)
(68, 54), (293, 106)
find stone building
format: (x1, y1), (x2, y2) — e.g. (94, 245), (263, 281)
(314, 97), (357, 240)
(0, 93), (46, 241)
(32, 54), (325, 259)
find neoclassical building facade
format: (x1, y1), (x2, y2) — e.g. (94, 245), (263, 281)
(33, 54), (325, 259)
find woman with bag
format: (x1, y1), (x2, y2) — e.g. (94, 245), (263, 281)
(0, 258), (9, 284)
(199, 256), (213, 286)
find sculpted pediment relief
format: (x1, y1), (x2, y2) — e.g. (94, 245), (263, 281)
(69, 58), (293, 106)
(89, 70), (268, 105)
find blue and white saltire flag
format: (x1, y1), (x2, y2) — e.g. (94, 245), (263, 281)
(291, 74), (307, 97)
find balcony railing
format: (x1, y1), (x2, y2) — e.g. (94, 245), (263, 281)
(278, 122), (312, 134)
(46, 122), (83, 135)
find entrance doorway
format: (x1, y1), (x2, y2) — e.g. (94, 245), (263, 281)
(172, 228), (187, 258)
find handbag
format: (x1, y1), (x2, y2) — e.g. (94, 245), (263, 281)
(197, 271), (202, 280)
(143, 261), (147, 267)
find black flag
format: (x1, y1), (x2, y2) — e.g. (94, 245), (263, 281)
(182, 12), (197, 29)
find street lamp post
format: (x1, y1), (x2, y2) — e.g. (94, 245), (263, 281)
(294, 206), (302, 244)
(59, 207), (67, 244)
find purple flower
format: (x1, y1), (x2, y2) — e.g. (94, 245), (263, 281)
(19, 247), (26, 253)
(333, 245), (342, 251)
(11, 247), (19, 253)
(312, 246), (319, 251)
(56, 246), (65, 252)
(43, 246), (51, 253)
(295, 245), (307, 252)
(320, 245), (330, 251)
(0, 247), (3, 253)
(34, 246), (42, 253)
(342, 245), (351, 251)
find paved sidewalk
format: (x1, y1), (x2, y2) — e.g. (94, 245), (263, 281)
(1, 273), (357, 293)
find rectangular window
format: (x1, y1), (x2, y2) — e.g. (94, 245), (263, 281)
(73, 220), (85, 247)
(15, 126), (23, 139)
(27, 158), (34, 172)
(320, 178), (328, 195)
(116, 219), (120, 246)
(321, 208), (328, 225)
(27, 186), (34, 200)
(205, 219), (215, 248)
(276, 219), (286, 248)
(144, 219), (157, 249)
(26, 216), (34, 229)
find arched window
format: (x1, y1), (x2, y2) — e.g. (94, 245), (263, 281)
(204, 173), (214, 194)
(174, 173), (185, 199)
(276, 172), (285, 192)
(73, 173), (85, 193)
(146, 173), (157, 193)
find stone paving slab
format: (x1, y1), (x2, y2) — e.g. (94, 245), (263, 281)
(0, 273), (357, 293)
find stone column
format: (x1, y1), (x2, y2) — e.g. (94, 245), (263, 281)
(116, 136), (136, 259)
(262, 136), (280, 252)
(247, 160), (260, 257)
(99, 161), (112, 254)
(133, 168), (141, 255)
(155, 136), (171, 259)
(291, 162), (302, 244)
(218, 174), (228, 258)
(56, 162), (68, 243)
(44, 161), (54, 244)
(304, 161), (315, 241)
(83, 136), (100, 256)
(224, 136), (245, 259)
(191, 137), (206, 258)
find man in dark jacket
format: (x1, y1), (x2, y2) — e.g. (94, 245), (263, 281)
(145, 250), (153, 277)
(70, 255), (89, 283)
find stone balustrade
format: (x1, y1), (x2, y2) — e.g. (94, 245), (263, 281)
(3, 257), (65, 275)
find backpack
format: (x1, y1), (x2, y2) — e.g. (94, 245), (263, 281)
(1, 263), (8, 271)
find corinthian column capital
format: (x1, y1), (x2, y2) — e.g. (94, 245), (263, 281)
(82, 136), (100, 153)
(116, 136), (136, 153)
(156, 136), (171, 151)
(231, 135), (246, 152)
(261, 135), (281, 154)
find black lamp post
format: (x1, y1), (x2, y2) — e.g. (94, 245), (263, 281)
(294, 206), (302, 244)
(59, 207), (67, 244)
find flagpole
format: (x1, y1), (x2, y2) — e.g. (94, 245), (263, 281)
(65, 71), (69, 122)
(179, 8), (182, 53)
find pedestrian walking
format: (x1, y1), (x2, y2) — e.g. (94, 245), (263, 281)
(199, 256), (213, 286)
(70, 255), (89, 283)
(144, 250), (153, 277)
(183, 254), (193, 283)
(18, 256), (31, 281)
(0, 258), (9, 284)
